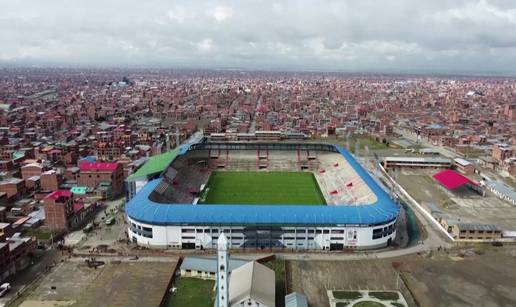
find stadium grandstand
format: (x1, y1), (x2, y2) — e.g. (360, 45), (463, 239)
(382, 156), (452, 169)
(125, 139), (400, 250)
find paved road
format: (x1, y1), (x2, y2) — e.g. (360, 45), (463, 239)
(66, 197), (126, 249)
(0, 249), (61, 306)
(394, 127), (461, 158)
(69, 255), (178, 263)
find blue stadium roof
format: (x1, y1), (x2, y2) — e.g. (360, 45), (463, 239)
(125, 145), (399, 226)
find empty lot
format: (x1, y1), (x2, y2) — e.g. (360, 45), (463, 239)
(287, 259), (416, 307)
(396, 169), (516, 230)
(17, 259), (177, 307)
(287, 246), (516, 307)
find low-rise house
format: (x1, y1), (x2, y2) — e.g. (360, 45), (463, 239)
(180, 256), (249, 280)
(77, 162), (124, 198)
(0, 178), (25, 202)
(485, 181), (516, 205)
(454, 158), (475, 174)
(442, 220), (502, 241)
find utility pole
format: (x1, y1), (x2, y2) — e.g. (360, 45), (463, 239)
(396, 271), (400, 290)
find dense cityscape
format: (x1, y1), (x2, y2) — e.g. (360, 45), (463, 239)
(2, 0), (516, 306)
(0, 67), (514, 306)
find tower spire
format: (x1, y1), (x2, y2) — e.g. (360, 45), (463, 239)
(217, 232), (229, 307)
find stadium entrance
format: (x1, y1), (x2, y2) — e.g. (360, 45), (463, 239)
(242, 227), (286, 249)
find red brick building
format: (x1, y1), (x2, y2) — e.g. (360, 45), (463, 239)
(0, 178), (25, 202)
(64, 167), (80, 181)
(1, 234), (36, 282)
(43, 190), (73, 230)
(0, 206), (6, 222)
(77, 162), (123, 197)
(492, 143), (513, 162)
(0, 242), (10, 280)
(504, 104), (516, 121)
(96, 141), (123, 161)
(0, 160), (14, 172)
(21, 162), (44, 180)
(40, 170), (63, 191)
(0, 222), (13, 240)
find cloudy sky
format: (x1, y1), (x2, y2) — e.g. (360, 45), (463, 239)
(1, 0), (516, 73)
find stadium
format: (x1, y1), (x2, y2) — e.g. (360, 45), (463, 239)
(125, 140), (400, 250)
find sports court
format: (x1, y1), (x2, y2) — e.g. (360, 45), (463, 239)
(199, 171), (326, 205)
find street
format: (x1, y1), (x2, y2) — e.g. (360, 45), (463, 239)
(394, 127), (461, 159)
(0, 249), (61, 306)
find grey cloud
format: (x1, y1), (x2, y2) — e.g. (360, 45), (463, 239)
(1, 0), (516, 73)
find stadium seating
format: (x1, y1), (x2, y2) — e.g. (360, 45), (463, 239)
(152, 149), (376, 206)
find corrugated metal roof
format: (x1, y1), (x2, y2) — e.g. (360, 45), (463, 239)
(229, 261), (275, 307)
(486, 181), (516, 201)
(285, 292), (308, 307)
(70, 186), (88, 195)
(384, 156), (451, 163)
(433, 169), (476, 190)
(125, 145), (399, 226)
(454, 158), (472, 166)
(419, 148), (440, 153)
(127, 144), (196, 181)
(126, 147), (182, 181)
(180, 256), (248, 273)
(454, 223), (500, 231)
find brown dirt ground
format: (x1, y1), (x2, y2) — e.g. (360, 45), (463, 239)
(287, 245), (516, 307)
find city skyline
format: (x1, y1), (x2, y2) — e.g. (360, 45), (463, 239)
(2, 0), (516, 74)
(0, 1), (516, 306)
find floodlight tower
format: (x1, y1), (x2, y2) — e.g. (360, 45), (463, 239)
(216, 232), (229, 307)
(175, 126), (180, 148)
(346, 131), (351, 151)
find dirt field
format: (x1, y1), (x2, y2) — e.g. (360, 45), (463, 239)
(17, 259), (177, 307)
(287, 245), (516, 307)
(400, 246), (516, 307)
(395, 170), (449, 205)
(287, 259), (417, 307)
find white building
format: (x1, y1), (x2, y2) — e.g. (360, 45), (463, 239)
(229, 261), (275, 307)
(127, 218), (398, 250)
(485, 181), (516, 205)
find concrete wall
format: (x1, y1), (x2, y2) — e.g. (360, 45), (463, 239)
(127, 215), (396, 250)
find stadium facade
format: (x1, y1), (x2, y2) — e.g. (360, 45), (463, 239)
(125, 141), (400, 250)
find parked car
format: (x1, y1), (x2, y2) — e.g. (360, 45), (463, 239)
(0, 283), (11, 297)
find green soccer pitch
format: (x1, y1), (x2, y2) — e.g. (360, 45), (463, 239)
(199, 171), (327, 205)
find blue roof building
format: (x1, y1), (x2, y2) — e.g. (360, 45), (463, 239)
(125, 142), (400, 250)
(126, 145), (399, 226)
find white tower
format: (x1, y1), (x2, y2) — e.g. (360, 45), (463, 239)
(217, 232), (229, 307)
